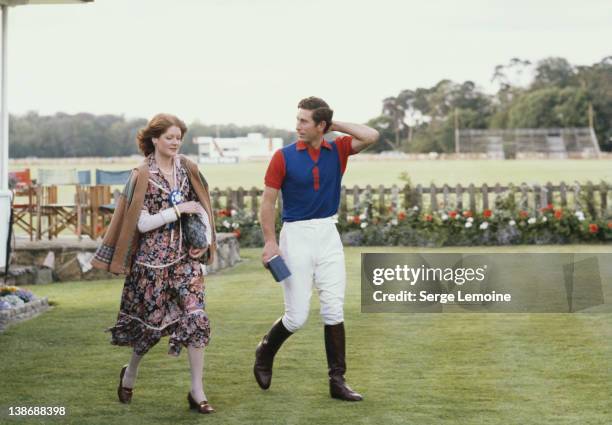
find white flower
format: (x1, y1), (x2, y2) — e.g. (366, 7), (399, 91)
(413, 206), (419, 211)
(441, 213), (448, 221)
(541, 216), (547, 223)
(360, 222), (368, 229)
(223, 220), (230, 228)
(527, 217), (536, 225)
(467, 217), (474, 223)
(391, 218), (398, 226)
(509, 220), (516, 226)
(230, 209), (237, 217)
(359, 213), (366, 220)
(479, 222), (489, 230)
(465, 222), (472, 228)
(232, 222), (240, 229)
(575, 211), (585, 221)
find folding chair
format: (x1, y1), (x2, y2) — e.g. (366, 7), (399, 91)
(36, 169), (79, 240)
(93, 169), (131, 237)
(95, 169), (131, 185)
(9, 169), (36, 241)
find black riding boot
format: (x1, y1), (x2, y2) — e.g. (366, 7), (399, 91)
(254, 317), (293, 389)
(324, 322), (363, 401)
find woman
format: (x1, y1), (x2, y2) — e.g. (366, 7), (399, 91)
(92, 113), (216, 414)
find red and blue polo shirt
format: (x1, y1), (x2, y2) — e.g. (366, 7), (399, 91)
(265, 135), (355, 222)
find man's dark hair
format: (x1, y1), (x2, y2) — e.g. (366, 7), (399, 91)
(298, 96), (333, 133)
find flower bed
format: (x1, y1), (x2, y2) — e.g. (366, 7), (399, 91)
(215, 204), (612, 248)
(0, 286), (49, 331)
(337, 205), (612, 247)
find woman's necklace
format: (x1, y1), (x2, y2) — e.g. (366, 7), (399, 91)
(156, 158), (182, 244)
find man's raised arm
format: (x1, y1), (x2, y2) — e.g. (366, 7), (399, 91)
(330, 121), (379, 153)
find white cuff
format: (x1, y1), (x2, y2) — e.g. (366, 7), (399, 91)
(137, 207), (179, 233)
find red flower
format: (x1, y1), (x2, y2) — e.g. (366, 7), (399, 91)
(352, 215), (361, 224)
(449, 210), (458, 219)
(608, 221), (612, 230)
(462, 210), (473, 218)
(233, 229), (241, 238)
(540, 203), (553, 212)
(519, 210), (529, 219)
(424, 214), (433, 222)
(588, 223), (599, 234)
(483, 209), (492, 218)
(217, 209), (228, 217)
(397, 212), (406, 221)
(554, 209), (563, 219)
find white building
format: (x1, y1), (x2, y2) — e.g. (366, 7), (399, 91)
(193, 133), (284, 164)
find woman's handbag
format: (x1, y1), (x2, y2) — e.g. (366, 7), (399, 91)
(182, 212), (208, 249)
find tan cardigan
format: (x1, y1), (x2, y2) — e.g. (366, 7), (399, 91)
(91, 155), (216, 275)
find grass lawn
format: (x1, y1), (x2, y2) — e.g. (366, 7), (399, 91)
(1, 245), (611, 424)
(10, 158), (612, 191)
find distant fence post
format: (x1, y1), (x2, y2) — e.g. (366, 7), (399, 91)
(378, 184), (386, 215)
(455, 184), (463, 211)
(600, 181), (608, 217)
(250, 186), (259, 216)
(560, 181), (567, 207)
(339, 186), (347, 223)
(430, 184), (438, 212)
(415, 184), (423, 211)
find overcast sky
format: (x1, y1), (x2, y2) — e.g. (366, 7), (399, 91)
(8, 0), (612, 130)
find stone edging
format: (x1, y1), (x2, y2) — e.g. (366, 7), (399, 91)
(0, 298), (50, 332)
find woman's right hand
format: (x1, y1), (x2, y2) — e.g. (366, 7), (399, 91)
(177, 201), (202, 214)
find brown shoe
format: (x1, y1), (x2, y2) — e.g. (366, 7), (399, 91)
(187, 391), (215, 414)
(117, 365), (133, 404)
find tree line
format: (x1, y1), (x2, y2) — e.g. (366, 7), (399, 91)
(8, 55), (611, 158)
(8, 114), (295, 158)
(369, 56), (612, 153)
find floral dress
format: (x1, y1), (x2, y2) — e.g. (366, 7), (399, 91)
(106, 155), (211, 356)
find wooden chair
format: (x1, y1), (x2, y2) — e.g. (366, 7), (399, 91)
(92, 169), (130, 238)
(36, 169), (79, 240)
(9, 169), (36, 240)
(78, 185), (112, 239)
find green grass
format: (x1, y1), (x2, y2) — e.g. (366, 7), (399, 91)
(1, 246), (612, 424)
(10, 158), (612, 191)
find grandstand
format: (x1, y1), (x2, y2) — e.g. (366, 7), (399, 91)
(455, 127), (601, 159)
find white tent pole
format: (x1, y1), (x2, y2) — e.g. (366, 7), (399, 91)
(0, 5), (7, 192)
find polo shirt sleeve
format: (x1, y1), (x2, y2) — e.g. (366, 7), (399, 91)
(264, 149), (286, 190)
(334, 135), (355, 174)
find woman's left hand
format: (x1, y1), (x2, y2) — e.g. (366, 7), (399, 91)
(189, 247), (207, 259)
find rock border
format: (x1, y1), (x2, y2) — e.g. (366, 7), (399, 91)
(0, 297), (50, 332)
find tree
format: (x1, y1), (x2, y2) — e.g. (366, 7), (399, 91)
(365, 115), (396, 152)
(382, 95), (406, 150)
(532, 57), (576, 89)
(506, 86), (589, 128)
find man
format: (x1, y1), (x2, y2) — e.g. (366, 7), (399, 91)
(254, 96), (379, 401)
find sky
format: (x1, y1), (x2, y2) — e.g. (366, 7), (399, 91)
(7, 0), (612, 130)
